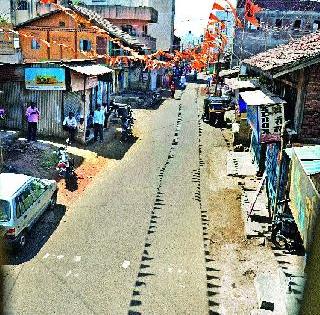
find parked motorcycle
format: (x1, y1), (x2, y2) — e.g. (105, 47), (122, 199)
(121, 117), (134, 142)
(151, 91), (161, 107)
(271, 212), (303, 252)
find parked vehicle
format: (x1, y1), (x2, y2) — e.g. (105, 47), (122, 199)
(0, 173), (57, 250)
(271, 212), (303, 252)
(121, 117), (134, 142)
(203, 95), (231, 126)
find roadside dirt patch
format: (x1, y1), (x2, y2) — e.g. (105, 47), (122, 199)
(203, 127), (281, 314)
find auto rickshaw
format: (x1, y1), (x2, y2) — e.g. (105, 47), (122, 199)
(203, 95), (231, 126)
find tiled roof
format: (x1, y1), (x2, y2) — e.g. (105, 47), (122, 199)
(71, 5), (144, 49)
(242, 32), (320, 76)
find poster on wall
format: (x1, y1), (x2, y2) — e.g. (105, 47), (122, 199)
(259, 104), (284, 143)
(25, 68), (66, 90)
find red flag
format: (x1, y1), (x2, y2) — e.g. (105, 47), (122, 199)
(245, 0), (262, 27)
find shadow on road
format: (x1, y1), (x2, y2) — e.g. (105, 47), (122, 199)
(5, 204), (66, 265)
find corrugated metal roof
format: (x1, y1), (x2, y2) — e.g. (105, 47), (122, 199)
(239, 89), (286, 106)
(65, 64), (114, 76)
(225, 78), (258, 91)
(292, 145), (320, 175)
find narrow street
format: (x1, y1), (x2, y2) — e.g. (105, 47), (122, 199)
(4, 83), (223, 314)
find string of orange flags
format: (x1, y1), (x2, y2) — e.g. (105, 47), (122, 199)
(0, 0), (262, 71)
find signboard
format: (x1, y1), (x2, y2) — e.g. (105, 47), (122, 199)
(259, 104), (284, 143)
(246, 103), (284, 144)
(25, 68), (66, 90)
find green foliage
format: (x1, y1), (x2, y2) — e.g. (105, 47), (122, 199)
(41, 151), (59, 169)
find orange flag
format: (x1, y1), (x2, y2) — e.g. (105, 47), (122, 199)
(212, 2), (226, 11)
(209, 13), (221, 23)
(245, 0), (262, 27)
(223, 0), (243, 28)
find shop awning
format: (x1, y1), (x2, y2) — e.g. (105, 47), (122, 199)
(239, 90), (286, 106)
(65, 64), (114, 76)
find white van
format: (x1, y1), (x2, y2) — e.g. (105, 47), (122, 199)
(0, 173), (57, 249)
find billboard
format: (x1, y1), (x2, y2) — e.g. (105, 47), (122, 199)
(25, 68), (66, 90)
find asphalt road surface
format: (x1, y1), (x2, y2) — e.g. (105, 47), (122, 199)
(4, 84), (215, 314)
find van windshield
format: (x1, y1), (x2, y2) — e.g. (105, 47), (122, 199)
(0, 199), (11, 222)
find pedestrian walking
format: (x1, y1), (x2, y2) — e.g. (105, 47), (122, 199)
(170, 82), (176, 98)
(26, 102), (40, 142)
(63, 111), (77, 144)
(206, 76), (212, 88)
(93, 104), (105, 143)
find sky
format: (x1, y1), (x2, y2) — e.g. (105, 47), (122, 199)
(174, 0), (237, 37)
(174, 0), (212, 37)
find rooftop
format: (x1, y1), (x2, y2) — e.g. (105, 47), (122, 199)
(286, 146), (320, 176)
(239, 89), (286, 106)
(237, 0), (320, 11)
(0, 173), (31, 199)
(242, 32), (320, 78)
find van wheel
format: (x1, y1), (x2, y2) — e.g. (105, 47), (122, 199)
(15, 231), (27, 250)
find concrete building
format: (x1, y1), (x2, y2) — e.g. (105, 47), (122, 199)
(233, 0), (320, 65)
(82, 0), (175, 52)
(148, 0), (175, 52)
(181, 31), (202, 50)
(80, 0), (158, 51)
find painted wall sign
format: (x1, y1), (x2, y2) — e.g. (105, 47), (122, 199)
(247, 103), (284, 143)
(25, 68), (66, 90)
(290, 153), (320, 251)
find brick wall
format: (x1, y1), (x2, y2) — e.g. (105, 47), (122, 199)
(18, 11), (102, 62)
(301, 65), (320, 140)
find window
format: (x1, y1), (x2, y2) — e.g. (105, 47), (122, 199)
(0, 199), (11, 222)
(31, 39), (40, 50)
(143, 25), (148, 35)
(15, 186), (35, 218)
(122, 25), (135, 36)
(59, 21), (66, 27)
(79, 39), (92, 52)
(275, 19), (282, 28)
(17, 0), (28, 11)
(30, 180), (46, 200)
(79, 23), (86, 28)
(293, 20), (301, 29)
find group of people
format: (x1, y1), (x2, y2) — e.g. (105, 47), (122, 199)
(24, 102), (106, 144)
(63, 104), (106, 144)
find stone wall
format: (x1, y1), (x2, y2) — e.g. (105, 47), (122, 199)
(300, 65), (320, 141)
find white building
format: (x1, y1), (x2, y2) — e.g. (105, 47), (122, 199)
(148, 0), (175, 52)
(83, 0), (175, 52)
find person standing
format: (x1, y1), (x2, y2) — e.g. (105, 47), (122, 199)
(63, 111), (77, 144)
(26, 102), (40, 142)
(93, 104), (105, 143)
